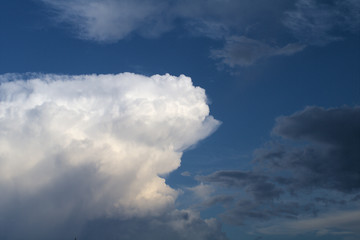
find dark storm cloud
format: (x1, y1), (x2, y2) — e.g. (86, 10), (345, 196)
(257, 106), (360, 192)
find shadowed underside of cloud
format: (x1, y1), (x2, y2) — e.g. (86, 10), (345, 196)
(197, 106), (360, 236)
(0, 73), (222, 239)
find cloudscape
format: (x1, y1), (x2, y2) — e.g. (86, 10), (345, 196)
(0, 0), (359, 240)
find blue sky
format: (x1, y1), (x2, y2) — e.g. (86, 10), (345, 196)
(0, 0), (359, 240)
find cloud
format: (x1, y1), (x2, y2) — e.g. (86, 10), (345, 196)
(37, 0), (306, 67)
(187, 183), (215, 201)
(221, 200), (316, 226)
(210, 36), (305, 67)
(202, 195), (234, 208)
(80, 210), (228, 240)
(199, 170), (283, 201)
(40, 0), (173, 42)
(39, 0), (293, 43)
(258, 209), (360, 236)
(284, 0), (360, 45)
(37, 0), (359, 68)
(257, 106), (360, 192)
(181, 171), (191, 177)
(195, 106), (360, 234)
(0, 72), (221, 239)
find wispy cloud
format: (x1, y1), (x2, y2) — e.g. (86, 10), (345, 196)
(38, 0), (359, 68)
(40, 0), (173, 42)
(284, 0), (360, 45)
(210, 36), (305, 67)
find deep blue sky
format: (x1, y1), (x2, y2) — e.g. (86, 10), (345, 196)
(1, 0), (360, 240)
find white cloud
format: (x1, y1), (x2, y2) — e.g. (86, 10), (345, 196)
(0, 72), (220, 239)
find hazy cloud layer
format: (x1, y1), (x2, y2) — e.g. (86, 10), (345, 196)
(0, 73), (221, 239)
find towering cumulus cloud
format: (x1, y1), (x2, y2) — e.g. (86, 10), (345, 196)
(0, 73), (221, 239)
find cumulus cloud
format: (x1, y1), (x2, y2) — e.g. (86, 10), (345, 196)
(0, 72), (221, 239)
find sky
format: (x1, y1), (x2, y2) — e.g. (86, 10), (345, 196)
(0, 0), (359, 240)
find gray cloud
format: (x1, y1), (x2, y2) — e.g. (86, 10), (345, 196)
(79, 210), (228, 240)
(199, 170), (283, 201)
(38, 0), (359, 68)
(258, 209), (360, 236)
(284, 0), (360, 45)
(221, 200), (316, 225)
(210, 36), (305, 67)
(40, 0), (294, 42)
(196, 106), (360, 234)
(257, 106), (360, 192)
(203, 195), (234, 208)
